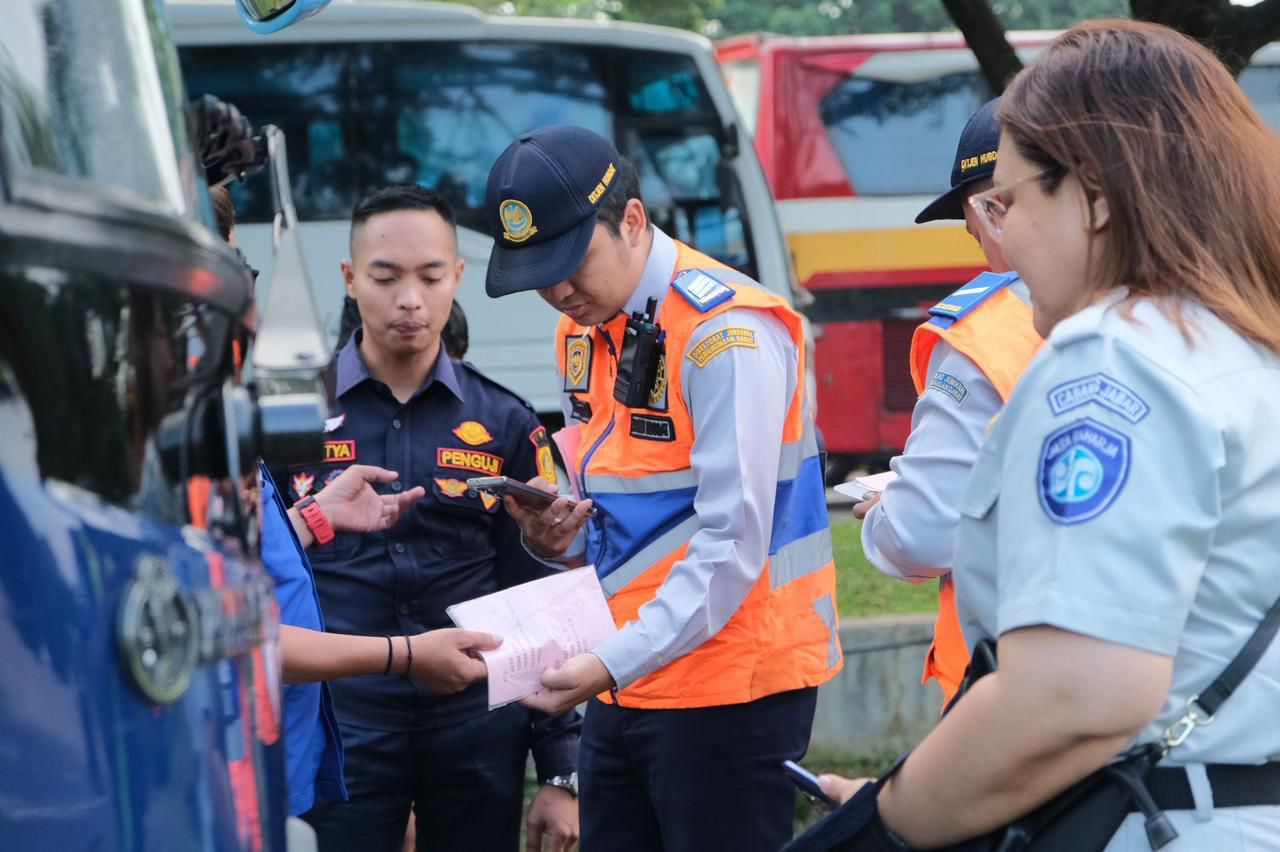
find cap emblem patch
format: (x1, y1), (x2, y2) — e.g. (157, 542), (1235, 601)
(500, 199), (537, 243)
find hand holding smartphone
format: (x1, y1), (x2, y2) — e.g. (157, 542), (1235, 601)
(465, 476), (598, 517)
(782, 760), (837, 809)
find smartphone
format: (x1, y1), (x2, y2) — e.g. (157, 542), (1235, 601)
(782, 760), (837, 808)
(465, 476), (598, 517)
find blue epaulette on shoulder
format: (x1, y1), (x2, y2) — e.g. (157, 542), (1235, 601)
(456, 359), (537, 414)
(927, 270), (1021, 330)
(671, 268), (734, 313)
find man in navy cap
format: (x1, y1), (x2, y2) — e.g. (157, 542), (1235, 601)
(849, 98), (1042, 711)
(484, 125), (844, 850)
(296, 184), (581, 852)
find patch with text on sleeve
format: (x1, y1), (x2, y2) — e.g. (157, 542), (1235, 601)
(1047, 373), (1150, 423)
(1038, 418), (1131, 525)
(687, 327), (757, 368)
(928, 371), (969, 406)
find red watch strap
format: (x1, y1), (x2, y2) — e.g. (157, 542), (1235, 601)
(297, 496), (335, 546)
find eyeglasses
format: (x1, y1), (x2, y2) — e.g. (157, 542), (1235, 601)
(967, 169), (1055, 242)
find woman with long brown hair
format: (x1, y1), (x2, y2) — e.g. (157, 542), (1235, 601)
(805, 20), (1280, 851)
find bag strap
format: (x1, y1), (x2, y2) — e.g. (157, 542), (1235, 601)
(1163, 590), (1280, 750)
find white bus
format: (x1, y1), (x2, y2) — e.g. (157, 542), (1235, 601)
(167, 0), (797, 416)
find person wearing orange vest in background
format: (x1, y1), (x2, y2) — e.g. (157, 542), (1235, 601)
(484, 125), (843, 851)
(852, 98), (1041, 708)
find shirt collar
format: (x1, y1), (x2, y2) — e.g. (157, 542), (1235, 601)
(334, 331), (464, 402)
(620, 227), (677, 319)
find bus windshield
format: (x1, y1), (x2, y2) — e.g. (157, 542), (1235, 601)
(181, 40), (756, 276)
(820, 70), (991, 196)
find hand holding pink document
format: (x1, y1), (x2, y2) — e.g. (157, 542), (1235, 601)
(446, 567), (617, 709)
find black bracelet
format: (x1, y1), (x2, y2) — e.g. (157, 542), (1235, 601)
(403, 634), (413, 677)
(382, 635), (393, 676)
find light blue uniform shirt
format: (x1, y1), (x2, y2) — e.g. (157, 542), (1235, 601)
(862, 281), (1030, 581)
(953, 292), (1280, 848)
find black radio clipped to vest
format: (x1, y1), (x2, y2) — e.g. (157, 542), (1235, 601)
(613, 298), (664, 409)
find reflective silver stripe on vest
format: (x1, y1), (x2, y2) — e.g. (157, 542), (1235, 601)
(777, 425), (820, 483)
(601, 513), (702, 598)
(769, 527), (834, 590)
(584, 429), (814, 496)
(583, 468), (699, 496)
(812, 593), (841, 669)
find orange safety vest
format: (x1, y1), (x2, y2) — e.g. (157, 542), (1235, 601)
(908, 272), (1041, 705)
(555, 240), (843, 709)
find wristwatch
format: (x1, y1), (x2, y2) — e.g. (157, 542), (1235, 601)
(543, 772), (578, 798)
(295, 495), (335, 545)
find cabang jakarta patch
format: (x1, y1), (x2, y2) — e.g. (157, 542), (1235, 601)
(1047, 373), (1150, 423)
(436, 448), (503, 476)
(928, 371), (969, 406)
(1038, 418), (1131, 525)
(687, 327), (757, 368)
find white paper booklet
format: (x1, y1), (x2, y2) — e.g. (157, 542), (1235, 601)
(446, 566), (617, 709)
(832, 470), (899, 501)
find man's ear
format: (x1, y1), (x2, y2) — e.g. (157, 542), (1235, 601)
(341, 260), (356, 298)
(623, 198), (648, 247)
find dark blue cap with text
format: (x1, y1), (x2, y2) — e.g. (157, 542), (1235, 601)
(916, 97), (1002, 224)
(484, 125), (623, 297)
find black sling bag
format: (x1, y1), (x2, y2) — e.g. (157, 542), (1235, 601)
(786, 587), (1280, 852)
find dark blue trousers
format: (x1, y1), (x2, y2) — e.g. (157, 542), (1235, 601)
(302, 703), (529, 852)
(579, 687), (818, 852)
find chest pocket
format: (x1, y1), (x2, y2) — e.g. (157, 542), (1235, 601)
(427, 473), (497, 558)
(286, 462), (362, 561)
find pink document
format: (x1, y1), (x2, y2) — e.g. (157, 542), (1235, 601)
(551, 425), (583, 499)
(446, 567), (618, 709)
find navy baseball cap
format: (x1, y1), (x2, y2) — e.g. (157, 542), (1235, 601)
(915, 97), (1002, 224)
(485, 125), (623, 297)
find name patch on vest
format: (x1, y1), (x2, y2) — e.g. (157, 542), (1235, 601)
(1046, 373), (1150, 424)
(687, 327), (757, 368)
(323, 440), (357, 462)
(672, 269), (734, 312)
(928, 371), (969, 406)
(629, 414), (676, 442)
(564, 334), (592, 392)
(436, 448), (504, 475)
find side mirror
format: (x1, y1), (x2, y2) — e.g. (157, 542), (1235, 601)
(236, 0), (332, 34)
(250, 125), (331, 473)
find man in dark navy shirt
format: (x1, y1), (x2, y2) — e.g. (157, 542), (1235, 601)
(299, 185), (580, 852)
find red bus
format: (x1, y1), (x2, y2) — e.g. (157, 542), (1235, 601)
(717, 32), (1280, 479)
